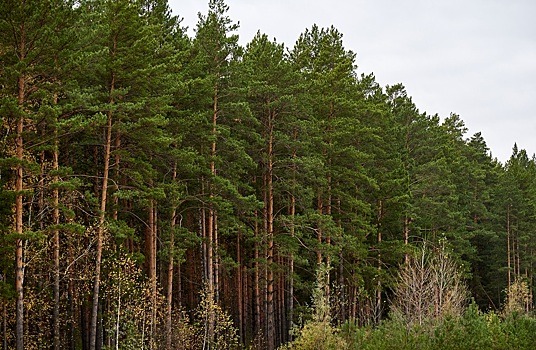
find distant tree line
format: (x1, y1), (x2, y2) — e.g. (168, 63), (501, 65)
(1, 0), (535, 349)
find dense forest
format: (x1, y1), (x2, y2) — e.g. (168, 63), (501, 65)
(1, 0), (535, 349)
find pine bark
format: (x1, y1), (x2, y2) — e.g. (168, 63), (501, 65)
(2, 302), (7, 350)
(317, 195), (323, 266)
(14, 22), (27, 346)
(507, 204), (511, 288)
(404, 216), (411, 263)
(166, 166), (177, 349)
(15, 72), (25, 350)
(52, 129), (61, 350)
(89, 67), (115, 350)
(288, 194), (295, 342)
(204, 83), (219, 346)
(254, 210), (262, 337)
(376, 200), (383, 322)
(264, 107), (275, 350)
(237, 231), (244, 342)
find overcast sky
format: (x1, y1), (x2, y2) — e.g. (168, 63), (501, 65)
(168, 0), (536, 162)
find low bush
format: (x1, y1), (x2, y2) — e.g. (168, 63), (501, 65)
(335, 303), (536, 350)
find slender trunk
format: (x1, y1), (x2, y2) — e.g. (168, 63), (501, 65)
(53, 129), (61, 350)
(145, 199), (155, 280)
(277, 255), (284, 346)
(404, 216), (410, 264)
(288, 128), (299, 341)
(266, 110), (275, 350)
(166, 165), (177, 349)
(153, 207), (158, 349)
(201, 186), (207, 287)
(350, 285), (357, 320)
(254, 210), (262, 337)
(38, 151), (46, 230)
(206, 201), (215, 344)
(68, 277), (75, 350)
(203, 85), (219, 347)
(15, 62), (26, 350)
(288, 194), (295, 342)
(515, 229), (520, 278)
(338, 249), (345, 323)
(3, 299), (7, 350)
(376, 200), (383, 323)
(243, 264), (248, 341)
(266, 197), (275, 344)
(507, 204), (511, 288)
(90, 71), (115, 350)
(214, 212), (219, 302)
(325, 104), (333, 271)
(237, 231), (244, 343)
(317, 195), (323, 265)
(115, 275), (121, 350)
(325, 176), (332, 299)
(335, 198), (345, 324)
(67, 219), (76, 350)
(146, 199), (157, 346)
(112, 135), (120, 221)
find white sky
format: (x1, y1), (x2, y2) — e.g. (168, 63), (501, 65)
(169, 0), (536, 162)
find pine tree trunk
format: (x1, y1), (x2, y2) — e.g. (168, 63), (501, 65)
(288, 195), (295, 342)
(237, 231), (244, 343)
(38, 151), (46, 231)
(317, 195), (323, 265)
(206, 202), (215, 344)
(204, 86), (219, 346)
(112, 135), (121, 221)
(146, 199), (157, 346)
(201, 189), (207, 289)
(404, 216), (410, 263)
(15, 66), (26, 350)
(376, 200), (383, 323)
(287, 128), (299, 341)
(265, 110), (275, 350)
(90, 72), (115, 350)
(254, 210), (262, 338)
(507, 204), (511, 288)
(516, 229), (520, 278)
(279, 256), (285, 345)
(166, 166), (177, 349)
(214, 212), (219, 302)
(53, 131), (61, 350)
(2, 301), (7, 350)
(325, 102), (333, 273)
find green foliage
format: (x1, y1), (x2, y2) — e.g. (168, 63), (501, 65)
(282, 264), (348, 350)
(503, 278), (531, 316)
(282, 321), (348, 350)
(1, 0), (536, 348)
(340, 304), (536, 350)
(195, 286), (240, 350)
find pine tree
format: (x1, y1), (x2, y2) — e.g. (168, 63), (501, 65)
(73, 0), (181, 347)
(465, 132), (502, 308)
(0, 1), (77, 347)
(191, 1), (254, 347)
(242, 31), (299, 347)
(291, 25), (378, 326)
